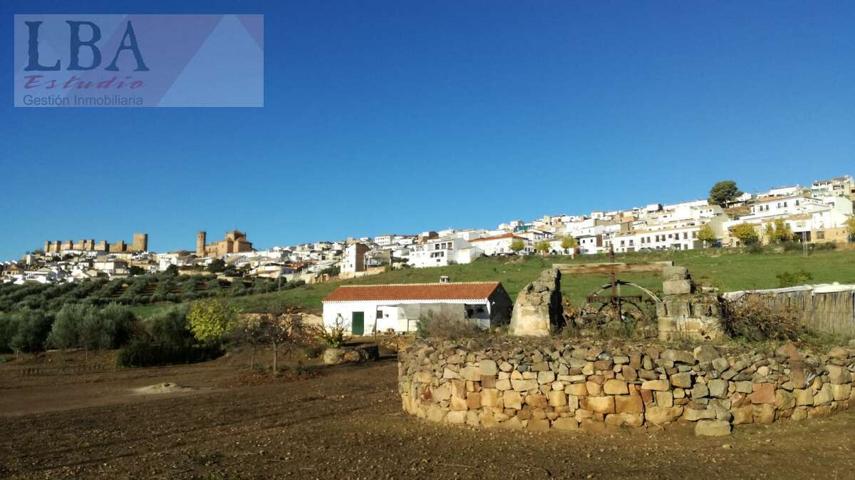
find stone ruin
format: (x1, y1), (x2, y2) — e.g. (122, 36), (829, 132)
(508, 268), (562, 337)
(657, 266), (725, 342)
(508, 264), (725, 341)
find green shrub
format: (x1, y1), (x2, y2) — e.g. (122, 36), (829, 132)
(48, 303), (135, 350)
(776, 269), (813, 288)
(9, 309), (53, 353)
(117, 338), (222, 367)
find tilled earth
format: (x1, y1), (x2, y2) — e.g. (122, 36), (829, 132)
(1, 358), (854, 479)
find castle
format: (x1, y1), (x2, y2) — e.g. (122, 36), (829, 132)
(43, 233), (148, 254)
(196, 230), (254, 257)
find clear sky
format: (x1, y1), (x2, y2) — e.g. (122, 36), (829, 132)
(1, 1), (854, 260)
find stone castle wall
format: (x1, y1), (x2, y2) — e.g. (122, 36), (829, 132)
(398, 339), (855, 436)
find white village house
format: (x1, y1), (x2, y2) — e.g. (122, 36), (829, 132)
(322, 281), (513, 335)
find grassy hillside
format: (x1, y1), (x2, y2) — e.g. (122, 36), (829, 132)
(207, 247), (855, 315)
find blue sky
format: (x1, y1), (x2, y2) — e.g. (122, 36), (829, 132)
(1, 1), (854, 260)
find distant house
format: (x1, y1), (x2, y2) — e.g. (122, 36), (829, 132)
(322, 281), (513, 335)
(469, 233), (530, 256)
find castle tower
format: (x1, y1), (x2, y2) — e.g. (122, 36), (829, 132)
(132, 233), (148, 252)
(196, 231), (207, 257)
(44, 241), (50, 253)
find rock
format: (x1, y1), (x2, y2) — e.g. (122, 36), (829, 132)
(479, 360), (498, 376)
(662, 266), (689, 280)
(621, 366), (638, 381)
(615, 395), (644, 414)
(684, 408), (716, 421)
(752, 404), (775, 424)
(527, 418), (550, 431)
(671, 372), (693, 388)
(749, 383), (776, 404)
(734, 381), (753, 394)
(691, 383), (709, 399)
(775, 390), (795, 410)
(655, 391), (674, 408)
(826, 365), (851, 385)
(552, 417), (579, 431)
(496, 378), (511, 391)
(583, 396), (615, 414)
(431, 383), (451, 403)
(645, 406), (683, 425)
(445, 411), (467, 424)
(794, 389), (814, 406)
(548, 390), (567, 407)
(460, 367), (481, 381)
(503, 390), (522, 410)
(537, 371), (556, 384)
(712, 357), (730, 372)
(641, 379), (670, 391)
(827, 346), (848, 360)
(662, 349), (695, 364)
(525, 393), (548, 409)
(603, 379), (628, 395)
(693, 345), (719, 363)
(814, 384), (834, 405)
(499, 361), (513, 372)
(708, 379), (727, 398)
(663, 279), (692, 295)
(565, 383), (588, 396)
(695, 420), (731, 436)
(480, 388), (502, 408)
(731, 405), (753, 425)
(511, 379), (538, 392)
(832, 384), (852, 401)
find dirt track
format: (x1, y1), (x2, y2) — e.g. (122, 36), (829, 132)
(1, 358), (855, 479)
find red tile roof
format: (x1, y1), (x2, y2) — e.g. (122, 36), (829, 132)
(323, 282), (502, 302)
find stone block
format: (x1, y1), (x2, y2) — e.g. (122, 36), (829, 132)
(827, 365), (851, 385)
(749, 383), (776, 404)
(730, 405), (753, 425)
(552, 417), (579, 431)
(752, 404), (775, 424)
(615, 395), (644, 414)
(663, 279), (692, 295)
(645, 406), (683, 425)
(708, 379), (727, 398)
(794, 389), (814, 406)
(503, 390), (522, 410)
(655, 391), (674, 408)
(695, 420), (731, 436)
(603, 379), (628, 395)
(683, 408), (716, 421)
(832, 384), (852, 401)
(511, 378), (539, 392)
(548, 390), (567, 407)
(479, 360), (498, 376)
(537, 371), (556, 384)
(583, 396), (615, 414)
(565, 383), (588, 396)
(641, 379), (670, 391)
(670, 372), (692, 388)
(445, 411), (467, 424)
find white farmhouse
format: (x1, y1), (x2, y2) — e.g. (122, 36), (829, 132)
(469, 233), (531, 256)
(407, 237), (482, 268)
(322, 281), (513, 335)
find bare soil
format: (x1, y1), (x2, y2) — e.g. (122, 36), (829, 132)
(1, 353), (854, 479)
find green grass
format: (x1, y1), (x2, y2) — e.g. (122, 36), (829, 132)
(131, 247), (855, 317)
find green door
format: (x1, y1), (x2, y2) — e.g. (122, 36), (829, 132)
(351, 312), (364, 335)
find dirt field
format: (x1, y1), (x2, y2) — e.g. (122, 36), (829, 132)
(1, 354), (854, 479)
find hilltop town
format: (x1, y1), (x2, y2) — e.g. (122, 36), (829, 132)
(2, 175), (853, 286)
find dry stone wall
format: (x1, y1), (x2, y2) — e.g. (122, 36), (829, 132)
(398, 339), (855, 436)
